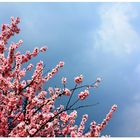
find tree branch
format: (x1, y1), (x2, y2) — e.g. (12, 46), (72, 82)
(65, 84), (77, 109)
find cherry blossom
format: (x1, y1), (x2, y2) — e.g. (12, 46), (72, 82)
(61, 77), (67, 85)
(78, 90), (89, 100)
(74, 74), (83, 84)
(0, 17), (117, 137)
(63, 88), (71, 96)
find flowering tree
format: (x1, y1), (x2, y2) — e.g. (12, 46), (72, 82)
(0, 17), (117, 137)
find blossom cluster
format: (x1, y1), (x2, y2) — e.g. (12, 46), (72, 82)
(45, 61), (64, 81)
(74, 74), (83, 84)
(78, 90), (89, 100)
(0, 17), (117, 137)
(85, 104), (117, 137)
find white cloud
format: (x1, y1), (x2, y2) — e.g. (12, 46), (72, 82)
(94, 3), (140, 55)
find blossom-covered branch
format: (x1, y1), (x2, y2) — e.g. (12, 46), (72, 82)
(0, 17), (117, 137)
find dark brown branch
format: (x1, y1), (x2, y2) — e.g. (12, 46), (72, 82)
(68, 98), (80, 109)
(68, 102), (99, 111)
(66, 84), (77, 109)
(69, 81), (97, 92)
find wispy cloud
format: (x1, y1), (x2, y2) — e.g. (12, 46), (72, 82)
(94, 3), (140, 55)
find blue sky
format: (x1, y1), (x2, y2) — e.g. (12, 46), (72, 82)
(1, 2), (140, 136)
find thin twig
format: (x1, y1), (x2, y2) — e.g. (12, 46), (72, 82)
(66, 84), (77, 109)
(68, 102), (99, 111)
(68, 98), (80, 109)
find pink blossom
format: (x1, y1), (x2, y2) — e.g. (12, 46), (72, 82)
(71, 131), (77, 137)
(74, 74), (83, 84)
(59, 61), (64, 67)
(32, 47), (39, 57)
(94, 77), (102, 88)
(63, 88), (71, 96)
(78, 90), (89, 100)
(38, 91), (47, 99)
(69, 110), (77, 119)
(29, 128), (37, 135)
(61, 77), (67, 85)
(40, 46), (48, 52)
(27, 64), (34, 71)
(45, 61), (64, 81)
(77, 114), (88, 136)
